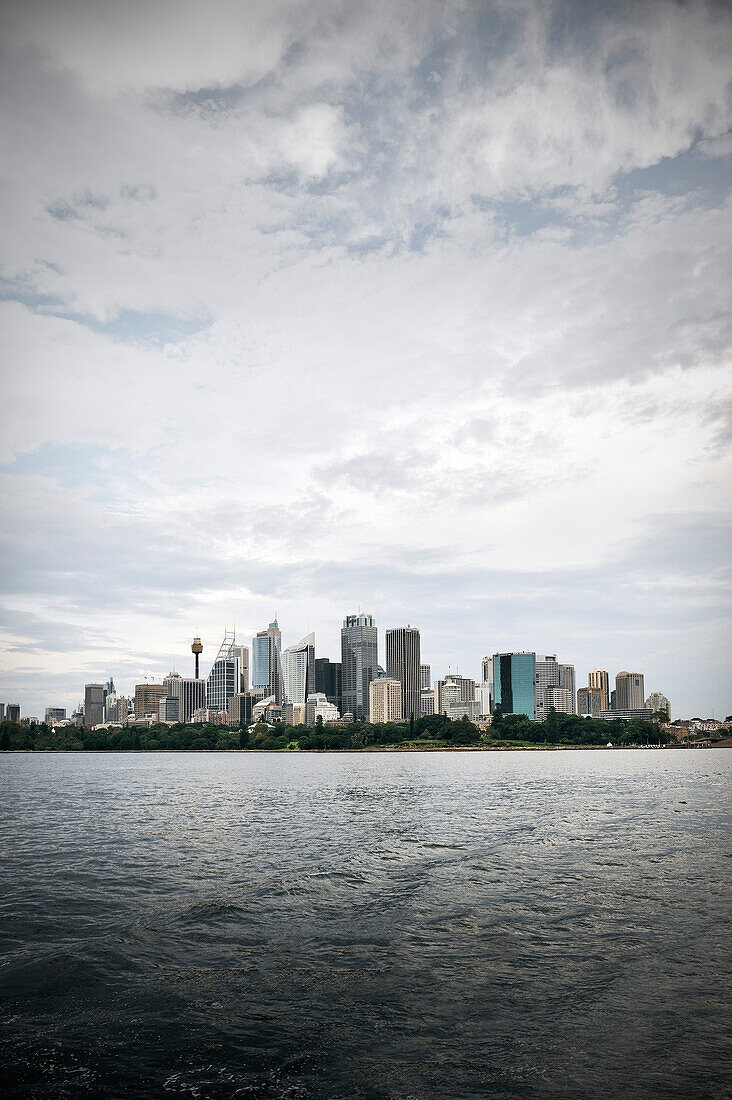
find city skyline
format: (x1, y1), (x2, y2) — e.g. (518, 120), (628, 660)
(0, 1), (730, 722)
(1, 613), (694, 723)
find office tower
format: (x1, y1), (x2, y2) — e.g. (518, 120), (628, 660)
(282, 633), (315, 706)
(577, 686), (603, 717)
(341, 613), (378, 720)
(6, 704), (20, 723)
(134, 683), (167, 719)
(45, 707), (66, 724)
(106, 695), (129, 723)
(179, 678), (206, 722)
(368, 678), (403, 723)
(0, 704), (5, 721)
(435, 675), (478, 720)
(646, 691), (670, 717)
(84, 684), (105, 728)
(588, 669), (610, 711)
(420, 691), (435, 716)
(191, 637), (203, 679)
(420, 664), (431, 691)
(252, 620), (282, 704)
(229, 693), (254, 725)
(386, 626), (421, 722)
(233, 645), (250, 693)
(475, 682), (492, 716)
(159, 696), (180, 721)
(207, 631), (241, 711)
(163, 671), (182, 700)
(481, 656), (494, 687)
(305, 693), (340, 725)
(559, 665), (575, 708)
(534, 655), (559, 719)
(314, 658), (342, 713)
(615, 672), (645, 712)
(492, 653), (536, 719)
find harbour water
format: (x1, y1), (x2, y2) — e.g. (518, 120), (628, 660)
(1, 749), (730, 1098)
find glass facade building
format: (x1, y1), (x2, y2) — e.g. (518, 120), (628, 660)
(492, 652), (536, 720)
(251, 621), (282, 704)
(282, 633), (315, 705)
(341, 613), (378, 720)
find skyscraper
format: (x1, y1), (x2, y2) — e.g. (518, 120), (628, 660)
(368, 678), (403, 723)
(283, 633), (315, 706)
(492, 653), (536, 719)
(207, 631), (241, 711)
(314, 658), (342, 712)
(341, 613), (378, 720)
(84, 683), (105, 728)
(179, 678), (206, 722)
(588, 669), (610, 711)
(134, 683), (167, 719)
(45, 707), (66, 724)
(646, 691), (670, 717)
(385, 626), (421, 722)
(252, 620), (282, 704)
(577, 686), (603, 717)
(420, 664), (431, 690)
(615, 672), (645, 712)
(233, 645), (250, 693)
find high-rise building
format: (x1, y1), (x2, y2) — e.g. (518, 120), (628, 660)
(492, 653), (536, 719)
(341, 613), (378, 720)
(252, 621), (282, 704)
(314, 658), (342, 713)
(45, 707), (66, 724)
(577, 686), (603, 717)
(305, 693), (340, 725)
(232, 646), (250, 693)
(159, 696), (180, 721)
(134, 683), (167, 720)
(385, 626), (421, 722)
(207, 631), (241, 711)
(179, 678), (206, 722)
(282, 633), (315, 706)
(615, 672), (645, 712)
(588, 669), (610, 711)
(475, 682), (492, 716)
(6, 704), (20, 723)
(481, 656), (493, 687)
(420, 664), (431, 691)
(0, 704), (5, 722)
(559, 665), (575, 707)
(645, 691), (670, 718)
(435, 674), (476, 713)
(420, 691), (435, 716)
(105, 695), (130, 724)
(84, 684), (105, 728)
(368, 678), (403, 723)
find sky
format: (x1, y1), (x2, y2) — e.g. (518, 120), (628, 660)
(0, 0), (730, 721)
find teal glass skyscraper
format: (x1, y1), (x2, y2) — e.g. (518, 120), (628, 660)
(492, 652), (536, 719)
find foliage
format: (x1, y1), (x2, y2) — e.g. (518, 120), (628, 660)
(0, 708), (673, 753)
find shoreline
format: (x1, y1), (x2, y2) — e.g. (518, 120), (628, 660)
(1, 742), (724, 754)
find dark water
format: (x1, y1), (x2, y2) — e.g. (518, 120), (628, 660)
(1, 750), (730, 1099)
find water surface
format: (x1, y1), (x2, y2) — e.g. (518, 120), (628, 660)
(1, 750), (730, 1098)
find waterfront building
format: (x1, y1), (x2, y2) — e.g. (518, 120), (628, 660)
(207, 631), (241, 711)
(45, 707), (66, 725)
(159, 695), (180, 722)
(475, 682), (492, 716)
(559, 665), (575, 710)
(646, 691), (670, 717)
(385, 625), (421, 723)
(233, 645), (250, 693)
(615, 672), (645, 712)
(282, 702), (306, 725)
(179, 678), (205, 722)
(84, 683), (105, 728)
(163, 671), (182, 704)
(543, 686), (575, 715)
(134, 683), (167, 720)
(341, 613), (378, 720)
(314, 658), (342, 713)
(7, 703), (20, 723)
(420, 690), (435, 716)
(305, 692), (340, 725)
(435, 675), (478, 720)
(0, 704), (5, 721)
(480, 656), (493, 688)
(368, 678), (402, 723)
(420, 664), (431, 691)
(577, 686), (604, 717)
(251, 621), (282, 704)
(588, 669), (610, 711)
(492, 653), (536, 719)
(105, 695), (130, 724)
(228, 692), (253, 725)
(282, 633), (315, 706)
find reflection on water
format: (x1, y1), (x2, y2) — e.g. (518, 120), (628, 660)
(1, 750), (730, 1098)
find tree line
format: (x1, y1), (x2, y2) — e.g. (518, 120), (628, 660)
(0, 709), (672, 752)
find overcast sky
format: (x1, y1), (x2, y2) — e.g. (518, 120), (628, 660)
(1, 0), (730, 720)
